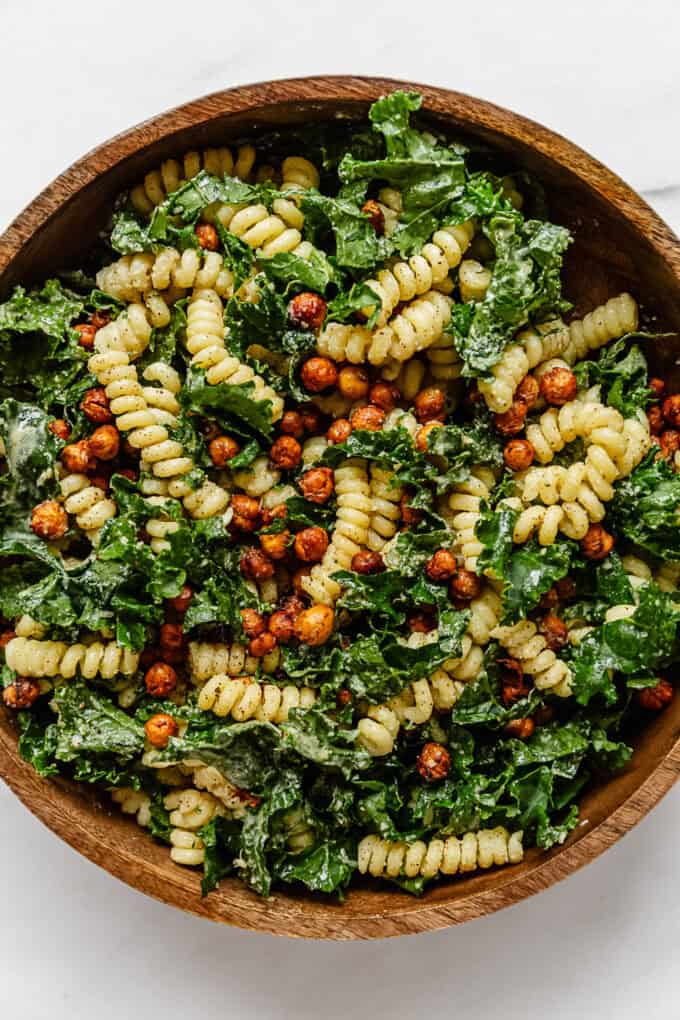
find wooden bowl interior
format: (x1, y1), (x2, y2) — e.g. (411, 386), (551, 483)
(1, 78), (680, 939)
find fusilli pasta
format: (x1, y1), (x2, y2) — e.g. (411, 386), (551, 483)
(358, 827), (524, 879)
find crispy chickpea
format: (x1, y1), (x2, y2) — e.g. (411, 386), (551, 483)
(540, 614), (569, 651)
(280, 595), (306, 618)
(48, 418), (71, 441)
(555, 577), (577, 600)
(249, 632), (278, 658)
(195, 223), (219, 251)
(400, 491), (423, 528)
(61, 439), (94, 474)
(0, 629), (17, 650)
(240, 548), (275, 581)
(414, 386), (446, 424)
(294, 526), (329, 563)
(240, 608), (266, 638)
(88, 424), (120, 461)
(169, 584), (193, 614)
(280, 410), (305, 438)
(260, 530), (291, 561)
(503, 438), (535, 471)
(270, 435), (302, 470)
(501, 680), (530, 707)
(351, 550), (385, 574)
(260, 504), (287, 527)
(292, 565), (312, 596)
(515, 375), (540, 408)
(326, 418), (352, 444)
(636, 679), (673, 711)
(361, 198), (385, 235)
(415, 420), (444, 453)
(662, 394), (680, 428)
(539, 367), (578, 406)
(350, 404), (385, 432)
(498, 656), (525, 688)
(449, 569), (481, 601)
(299, 466), (334, 504)
(268, 610), (296, 644)
(230, 494), (261, 533)
(538, 587), (559, 611)
(504, 717), (535, 740)
(299, 403), (323, 434)
(408, 610), (437, 633)
(144, 713), (179, 749)
(659, 430), (680, 459)
(288, 292), (328, 331)
(336, 688), (353, 708)
(200, 419), (221, 442)
(494, 401), (528, 436)
(90, 311), (111, 331)
(533, 704), (556, 727)
(338, 365), (370, 400)
(81, 387), (113, 425)
(31, 500), (68, 540)
(647, 405), (664, 435)
(425, 548), (457, 583)
(416, 742), (452, 782)
(649, 377), (666, 400)
(580, 523), (615, 560)
(294, 604), (335, 646)
(369, 381), (400, 412)
(208, 435), (240, 467)
(74, 322), (97, 349)
(144, 662), (178, 697)
(159, 622), (184, 657)
(2, 678), (41, 710)
(301, 356), (338, 393)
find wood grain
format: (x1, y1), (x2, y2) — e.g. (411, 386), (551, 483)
(1, 76), (680, 940)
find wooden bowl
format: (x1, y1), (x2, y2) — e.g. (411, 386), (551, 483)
(1, 76), (680, 941)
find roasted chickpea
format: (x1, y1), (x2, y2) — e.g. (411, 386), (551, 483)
(240, 548), (275, 581)
(647, 405), (664, 435)
(326, 418), (352, 444)
(501, 680), (530, 707)
(338, 365), (370, 400)
(414, 386), (446, 423)
(89, 311), (111, 331)
(299, 403), (323, 434)
(540, 614), (569, 651)
(407, 610), (437, 633)
(0, 629), (17, 650)
(169, 584), (193, 614)
(288, 292), (328, 331)
(351, 550), (385, 574)
(240, 609), (266, 638)
(260, 504), (287, 527)
(425, 548), (457, 583)
(294, 526), (329, 563)
(636, 679), (673, 711)
(350, 404), (385, 431)
(416, 742), (452, 782)
(280, 594), (306, 617)
(539, 367), (578, 406)
(503, 438), (535, 471)
(61, 439), (94, 474)
(200, 419), (222, 442)
(268, 610), (296, 644)
(400, 491), (423, 528)
(300, 356), (338, 393)
(369, 381), (400, 412)
(504, 717), (535, 740)
(533, 705), (556, 727)
(555, 577), (577, 600)
(279, 410), (305, 438)
(294, 604), (335, 646)
(144, 662), (178, 697)
(662, 393), (680, 428)
(415, 420), (444, 453)
(449, 569), (481, 601)
(159, 622), (184, 658)
(336, 688), (353, 708)
(208, 435), (240, 467)
(48, 418), (71, 440)
(260, 530), (291, 561)
(515, 374), (540, 408)
(230, 494), (261, 533)
(144, 712), (179, 748)
(659, 430), (680, 459)
(31, 500), (68, 540)
(498, 656), (525, 688)
(299, 466), (334, 504)
(2, 678), (41, 710)
(249, 632), (277, 658)
(194, 223), (219, 251)
(538, 587), (559, 610)
(81, 387), (113, 425)
(580, 523), (615, 560)
(648, 377), (666, 400)
(494, 401), (528, 436)
(270, 435), (302, 470)
(361, 198), (385, 235)
(88, 424), (120, 461)
(74, 322), (97, 349)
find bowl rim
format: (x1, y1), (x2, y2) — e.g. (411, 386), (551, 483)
(1, 74), (680, 940)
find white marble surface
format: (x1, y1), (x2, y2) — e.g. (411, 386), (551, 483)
(2, 1), (680, 1016)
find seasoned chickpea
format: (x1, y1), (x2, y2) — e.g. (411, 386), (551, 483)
(301, 356), (338, 393)
(494, 401), (528, 436)
(555, 577), (577, 600)
(369, 381), (400, 411)
(240, 548), (275, 581)
(636, 679), (673, 711)
(504, 438), (535, 471)
(662, 393), (680, 428)
(540, 614), (569, 651)
(144, 713), (179, 748)
(159, 623), (184, 660)
(280, 595), (306, 617)
(90, 311), (111, 331)
(260, 504), (287, 527)
(88, 424), (120, 461)
(361, 199), (385, 235)
(414, 386), (446, 423)
(208, 435), (240, 467)
(195, 223), (219, 251)
(659, 430), (680, 459)
(351, 550), (385, 574)
(350, 404), (385, 431)
(326, 418), (352, 444)
(74, 322), (97, 349)
(240, 609), (266, 638)
(415, 420), (444, 453)
(580, 523), (614, 560)
(425, 548), (457, 582)
(61, 439), (94, 474)
(2, 678), (41, 709)
(336, 688), (353, 708)
(268, 610), (296, 644)
(288, 292), (328, 331)
(169, 584), (193, 614)
(400, 491), (423, 528)
(260, 529), (291, 561)
(270, 435), (302, 470)
(144, 662), (178, 697)
(538, 587), (559, 610)
(407, 610), (437, 633)
(299, 467), (334, 504)
(504, 718), (535, 740)
(48, 418), (71, 440)
(0, 630), (17, 650)
(515, 375), (540, 408)
(647, 405), (664, 435)
(249, 632), (278, 658)
(648, 377), (666, 400)
(449, 569), (481, 601)
(416, 742), (452, 782)
(294, 526), (329, 563)
(299, 403), (323, 434)
(294, 604), (335, 646)
(539, 367), (578, 406)
(230, 494), (261, 533)
(280, 410), (305, 438)
(338, 365), (369, 400)
(81, 387), (113, 424)
(31, 500), (68, 540)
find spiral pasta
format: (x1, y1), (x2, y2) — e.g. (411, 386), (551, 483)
(447, 467), (496, 571)
(492, 620), (572, 697)
(59, 472), (116, 545)
(380, 357), (426, 399)
(5, 636), (139, 679)
(458, 258), (492, 303)
(301, 459), (372, 605)
(130, 144), (258, 215)
(366, 466), (403, 552)
(211, 196), (305, 257)
(188, 641), (281, 682)
(655, 561), (680, 592)
(562, 293), (638, 365)
(280, 155), (320, 192)
(425, 330), (463, 382)
(189, 764), (253, 817)
(96, 248), (235, 308)
(111, 787), (151, 827)
(526, 400), (626, 464)
(164, 788), (225, 866)
(197, 674), (316, 723)
(478, 319), (569, 413)
(231, 455), (281, 498)
(358, 827), (524, 879)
